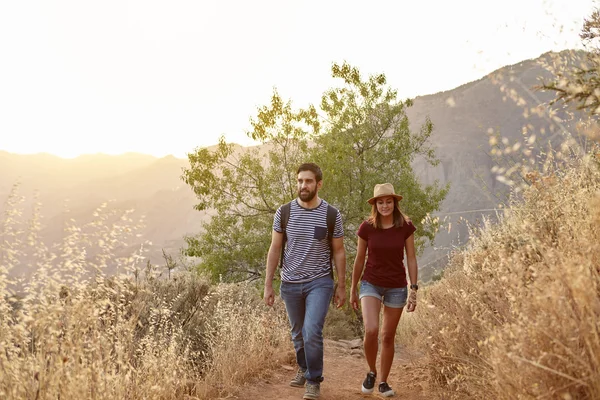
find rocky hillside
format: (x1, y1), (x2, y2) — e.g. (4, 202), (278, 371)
(405, 49), (586, 276)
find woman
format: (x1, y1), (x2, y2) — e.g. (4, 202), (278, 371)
(349, 183), (418, 398)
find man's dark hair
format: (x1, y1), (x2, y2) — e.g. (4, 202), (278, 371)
(297, 163), (323, 182)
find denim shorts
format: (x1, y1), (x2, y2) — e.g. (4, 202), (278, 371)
(359, 280), (408, 308)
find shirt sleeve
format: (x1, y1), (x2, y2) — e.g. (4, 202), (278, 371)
(273, 207), (283, 233)
(333, 210), (344, 238)
(356, 220), (369, 241)
(405, 220), (416, 238)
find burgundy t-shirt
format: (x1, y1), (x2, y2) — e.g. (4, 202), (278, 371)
(357, 220), (416, 288)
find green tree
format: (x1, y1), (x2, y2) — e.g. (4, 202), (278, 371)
(182, 63), (448, 283)
(313, 62), (448, 253)
(181, 91), (318, 282)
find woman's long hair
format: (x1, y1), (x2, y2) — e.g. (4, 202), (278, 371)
(367, 198), (409, 229)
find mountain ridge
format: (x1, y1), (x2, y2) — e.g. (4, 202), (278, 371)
(1, 49), (587, 281)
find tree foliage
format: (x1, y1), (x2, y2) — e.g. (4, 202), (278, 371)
(181, 91), (317, 281)
(313, 62), (447, 251)
(182, 63), (448, 282)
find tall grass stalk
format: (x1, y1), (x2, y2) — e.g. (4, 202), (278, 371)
(0, 191), (290, 399)
(415, 150), (600, 399)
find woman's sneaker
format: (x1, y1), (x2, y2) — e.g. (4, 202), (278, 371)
(361, 371), (376, 394)
(378, 382), (395, 397)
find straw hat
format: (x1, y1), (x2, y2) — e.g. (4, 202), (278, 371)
(367, 183), (403, 204)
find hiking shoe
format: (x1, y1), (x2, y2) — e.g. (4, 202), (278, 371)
(289, 368), (306, 387)
(303, 382), (320, 399)
(379, 382), (395, 397)
(361, 371), (376, 394)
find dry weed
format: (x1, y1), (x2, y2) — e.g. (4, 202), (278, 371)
(0, 191), (290, 400)
(417, 153), (600, 399)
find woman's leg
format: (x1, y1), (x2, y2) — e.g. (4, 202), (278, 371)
(379, 305), (403, 383)
(361, 296), (382, 374)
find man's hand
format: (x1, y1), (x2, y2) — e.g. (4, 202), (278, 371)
(406, 289), (417, 312)
(334, 284), (346, 308)
(264, 285), (275, 307)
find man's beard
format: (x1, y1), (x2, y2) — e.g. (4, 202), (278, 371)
(298, 188), (317, 202)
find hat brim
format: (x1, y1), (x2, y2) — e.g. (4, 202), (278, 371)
(367, 194), (403, 204)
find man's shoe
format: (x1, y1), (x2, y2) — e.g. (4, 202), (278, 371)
(289, 368), (306, 387)
(303, 382), (320, 399)
(361, 371), (376, 394)
(378, 381), (395, 397)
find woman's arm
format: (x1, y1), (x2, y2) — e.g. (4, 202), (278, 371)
(405, 234), (418, 286)
(405, 233), (418, 312)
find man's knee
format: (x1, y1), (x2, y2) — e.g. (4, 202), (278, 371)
(303, 321), (325, 340)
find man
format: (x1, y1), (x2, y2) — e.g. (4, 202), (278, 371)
(264, 162), (346, 400)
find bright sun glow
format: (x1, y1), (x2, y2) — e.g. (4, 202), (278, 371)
(0, 0), (595, 159)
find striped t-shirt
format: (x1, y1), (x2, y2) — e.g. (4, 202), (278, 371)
(273, 199), (344, 283)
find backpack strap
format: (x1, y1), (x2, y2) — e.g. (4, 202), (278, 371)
(278, 201), (292, 269)
(326, 204), (336, 251)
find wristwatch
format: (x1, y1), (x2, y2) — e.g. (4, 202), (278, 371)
(410, 284), (419, 291)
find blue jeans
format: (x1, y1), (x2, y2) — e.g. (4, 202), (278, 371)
(280, 275), (334, 384)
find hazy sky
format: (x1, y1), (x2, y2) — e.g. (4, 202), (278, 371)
(0, 0), (596, 158)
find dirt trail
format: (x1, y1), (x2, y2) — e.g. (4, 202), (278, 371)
(232, 339), (436, 400)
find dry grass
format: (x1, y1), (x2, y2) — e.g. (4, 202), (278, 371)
(196, 283), (291, 399)
(395, 310), (422, 348)
(411, 150), (600, 399)
(323, 305), (363, 340)
(0, 192), (290, 400)
(4, 145), (597, 400)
